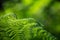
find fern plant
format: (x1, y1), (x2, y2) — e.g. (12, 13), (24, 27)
(0, 13), (57, 40)
(0, 0), (59, 40)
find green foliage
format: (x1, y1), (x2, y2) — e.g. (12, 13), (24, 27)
(0, 0), (60, 40)
(0, 14), (57, 40)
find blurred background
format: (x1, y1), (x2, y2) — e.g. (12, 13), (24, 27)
(0, 0), (60, 39)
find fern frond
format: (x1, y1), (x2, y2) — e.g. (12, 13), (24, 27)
(0, 14), (57, 40)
